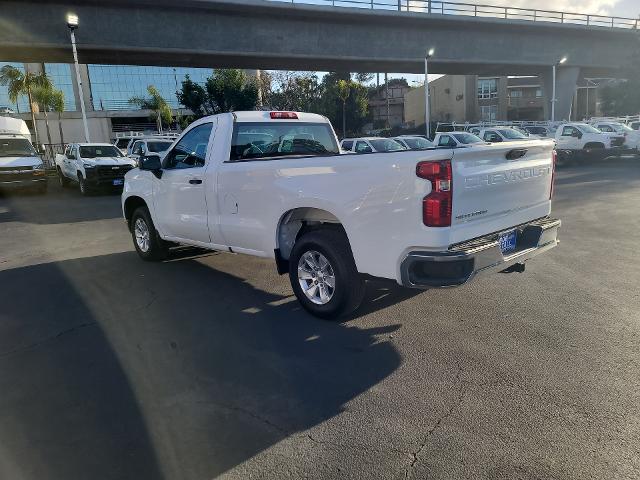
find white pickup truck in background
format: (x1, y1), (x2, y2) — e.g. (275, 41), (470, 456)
(122, 111), (560, 318)
(554, 123), (625, 161)
(56, 143), (137, 195)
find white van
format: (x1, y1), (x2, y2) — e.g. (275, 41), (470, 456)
(0, 117), (47, 193)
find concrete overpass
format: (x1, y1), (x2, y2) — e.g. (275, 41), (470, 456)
(1, 0), (638, 120)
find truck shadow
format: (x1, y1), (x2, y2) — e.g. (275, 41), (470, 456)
(0, 251), (403, 479)
(0, 179), (123, 225)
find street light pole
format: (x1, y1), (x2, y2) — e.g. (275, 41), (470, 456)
(425, 48), (434, 139)
(67, 14), (90, 143)
(551, 56), (567, 123)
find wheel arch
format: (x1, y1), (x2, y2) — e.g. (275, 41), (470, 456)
(274, 207), (350, 274)
(123, 196), (149, 230)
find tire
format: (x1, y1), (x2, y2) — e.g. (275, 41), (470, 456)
(130, 206), (169, 261)
(288, 228), (365, 320)
(58, 168), (70, 188)
(78, 173), (91, 196)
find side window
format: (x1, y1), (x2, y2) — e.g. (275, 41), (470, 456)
(438, 135), (452, 147)
(341, 140), (353, 151)
(598, 125), (612, 132)
(562, 126), (575, 136)
(69, 146), (77, 159)
(132, 141), (143, 155)
(355, 141), (372, 153)
(163, 123), (213, 169)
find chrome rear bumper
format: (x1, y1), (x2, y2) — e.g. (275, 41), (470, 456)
(400, 217), (561, 288)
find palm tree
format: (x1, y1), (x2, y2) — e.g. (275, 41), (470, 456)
(130, 85), (173, 134)
(51, 90), (65, 145)
(337, 79), (351, 138)
(32, 86), (55, 146)
(0, 65), (52, 146)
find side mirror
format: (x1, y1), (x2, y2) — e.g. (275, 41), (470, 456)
(139, 154), (162, 178)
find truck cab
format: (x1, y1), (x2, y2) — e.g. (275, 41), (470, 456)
(0, 117), (47, 194)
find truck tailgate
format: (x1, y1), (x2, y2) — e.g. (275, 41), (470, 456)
(450, 140), (555, 244)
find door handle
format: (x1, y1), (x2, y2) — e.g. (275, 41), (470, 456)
(189, 179), (202, 184)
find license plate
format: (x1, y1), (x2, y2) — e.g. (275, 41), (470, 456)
(113, 179), (124, 186)
(498, 230), (517, 254)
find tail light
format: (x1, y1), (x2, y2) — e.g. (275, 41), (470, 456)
(270, 111), (298, 119)
(550, 150), (557, 199)
(416, 160), (452, 227)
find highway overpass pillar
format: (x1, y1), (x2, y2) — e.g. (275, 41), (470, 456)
(541, 66), (580, 122)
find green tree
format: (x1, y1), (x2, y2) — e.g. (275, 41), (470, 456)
(268, 72), (321, 112)
(50, 89), (65, 145)
(318, 72), (369, 137)
(130, 85), (173, 133)
(0, 65), (52, 146)
(176, 74), (208, 117)
(32, 86), (64, 146)
(205, 69), (258, 113)
(337, 79), (351, 138)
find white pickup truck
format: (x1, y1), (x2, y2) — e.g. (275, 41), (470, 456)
(122, 111), (560, 319)
(56, 143), (137, 195)
(554, 123), (625, 161)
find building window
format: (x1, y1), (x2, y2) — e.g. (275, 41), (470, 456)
(477, 78), (498, 99)
(480, 105), (497, 121)
(536, 89), (543, 98)
(44, 64), (76, 111)
(87, 65), (212, 111)
(509, 90), (522, 98)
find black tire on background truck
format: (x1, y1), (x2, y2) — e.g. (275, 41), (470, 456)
(58, 168), (70, 188)
(288, 228), (365, 320)
(130, 206), (169, 261)
(78, 173), (91, 196)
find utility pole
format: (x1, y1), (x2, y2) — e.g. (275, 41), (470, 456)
(67, 14), (90, 142)
(385, 73), (390, 128)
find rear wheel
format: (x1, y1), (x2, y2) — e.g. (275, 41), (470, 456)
(131, 206), (169, 261)
(288, 228), (365, 320)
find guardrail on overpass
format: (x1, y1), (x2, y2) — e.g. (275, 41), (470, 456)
(273, 0), (639, 29)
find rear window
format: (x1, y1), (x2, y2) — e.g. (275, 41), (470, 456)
(147, 141), (173, 152)
(453, 133), (483, 144)
(230, 122), (339, 161)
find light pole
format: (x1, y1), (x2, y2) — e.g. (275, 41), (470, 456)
(424, 48), (434, 139)
(551, 56), (567, 122)
(67, 13), (90, 142)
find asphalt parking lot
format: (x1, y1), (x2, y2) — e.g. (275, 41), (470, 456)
(1, 160), (639, 480)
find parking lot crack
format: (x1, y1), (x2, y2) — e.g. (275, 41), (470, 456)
(305, 433), (412, 458)
(403, 363), (466, 479)
(0, 322), (98, 359)
(195, 400), (291, 435)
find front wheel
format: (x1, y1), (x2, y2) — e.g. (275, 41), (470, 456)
(288, 229), (365, 320)
(78, 174), (91, 196)
(130, 206), (169, 261)
(58, 168), (70, 188)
